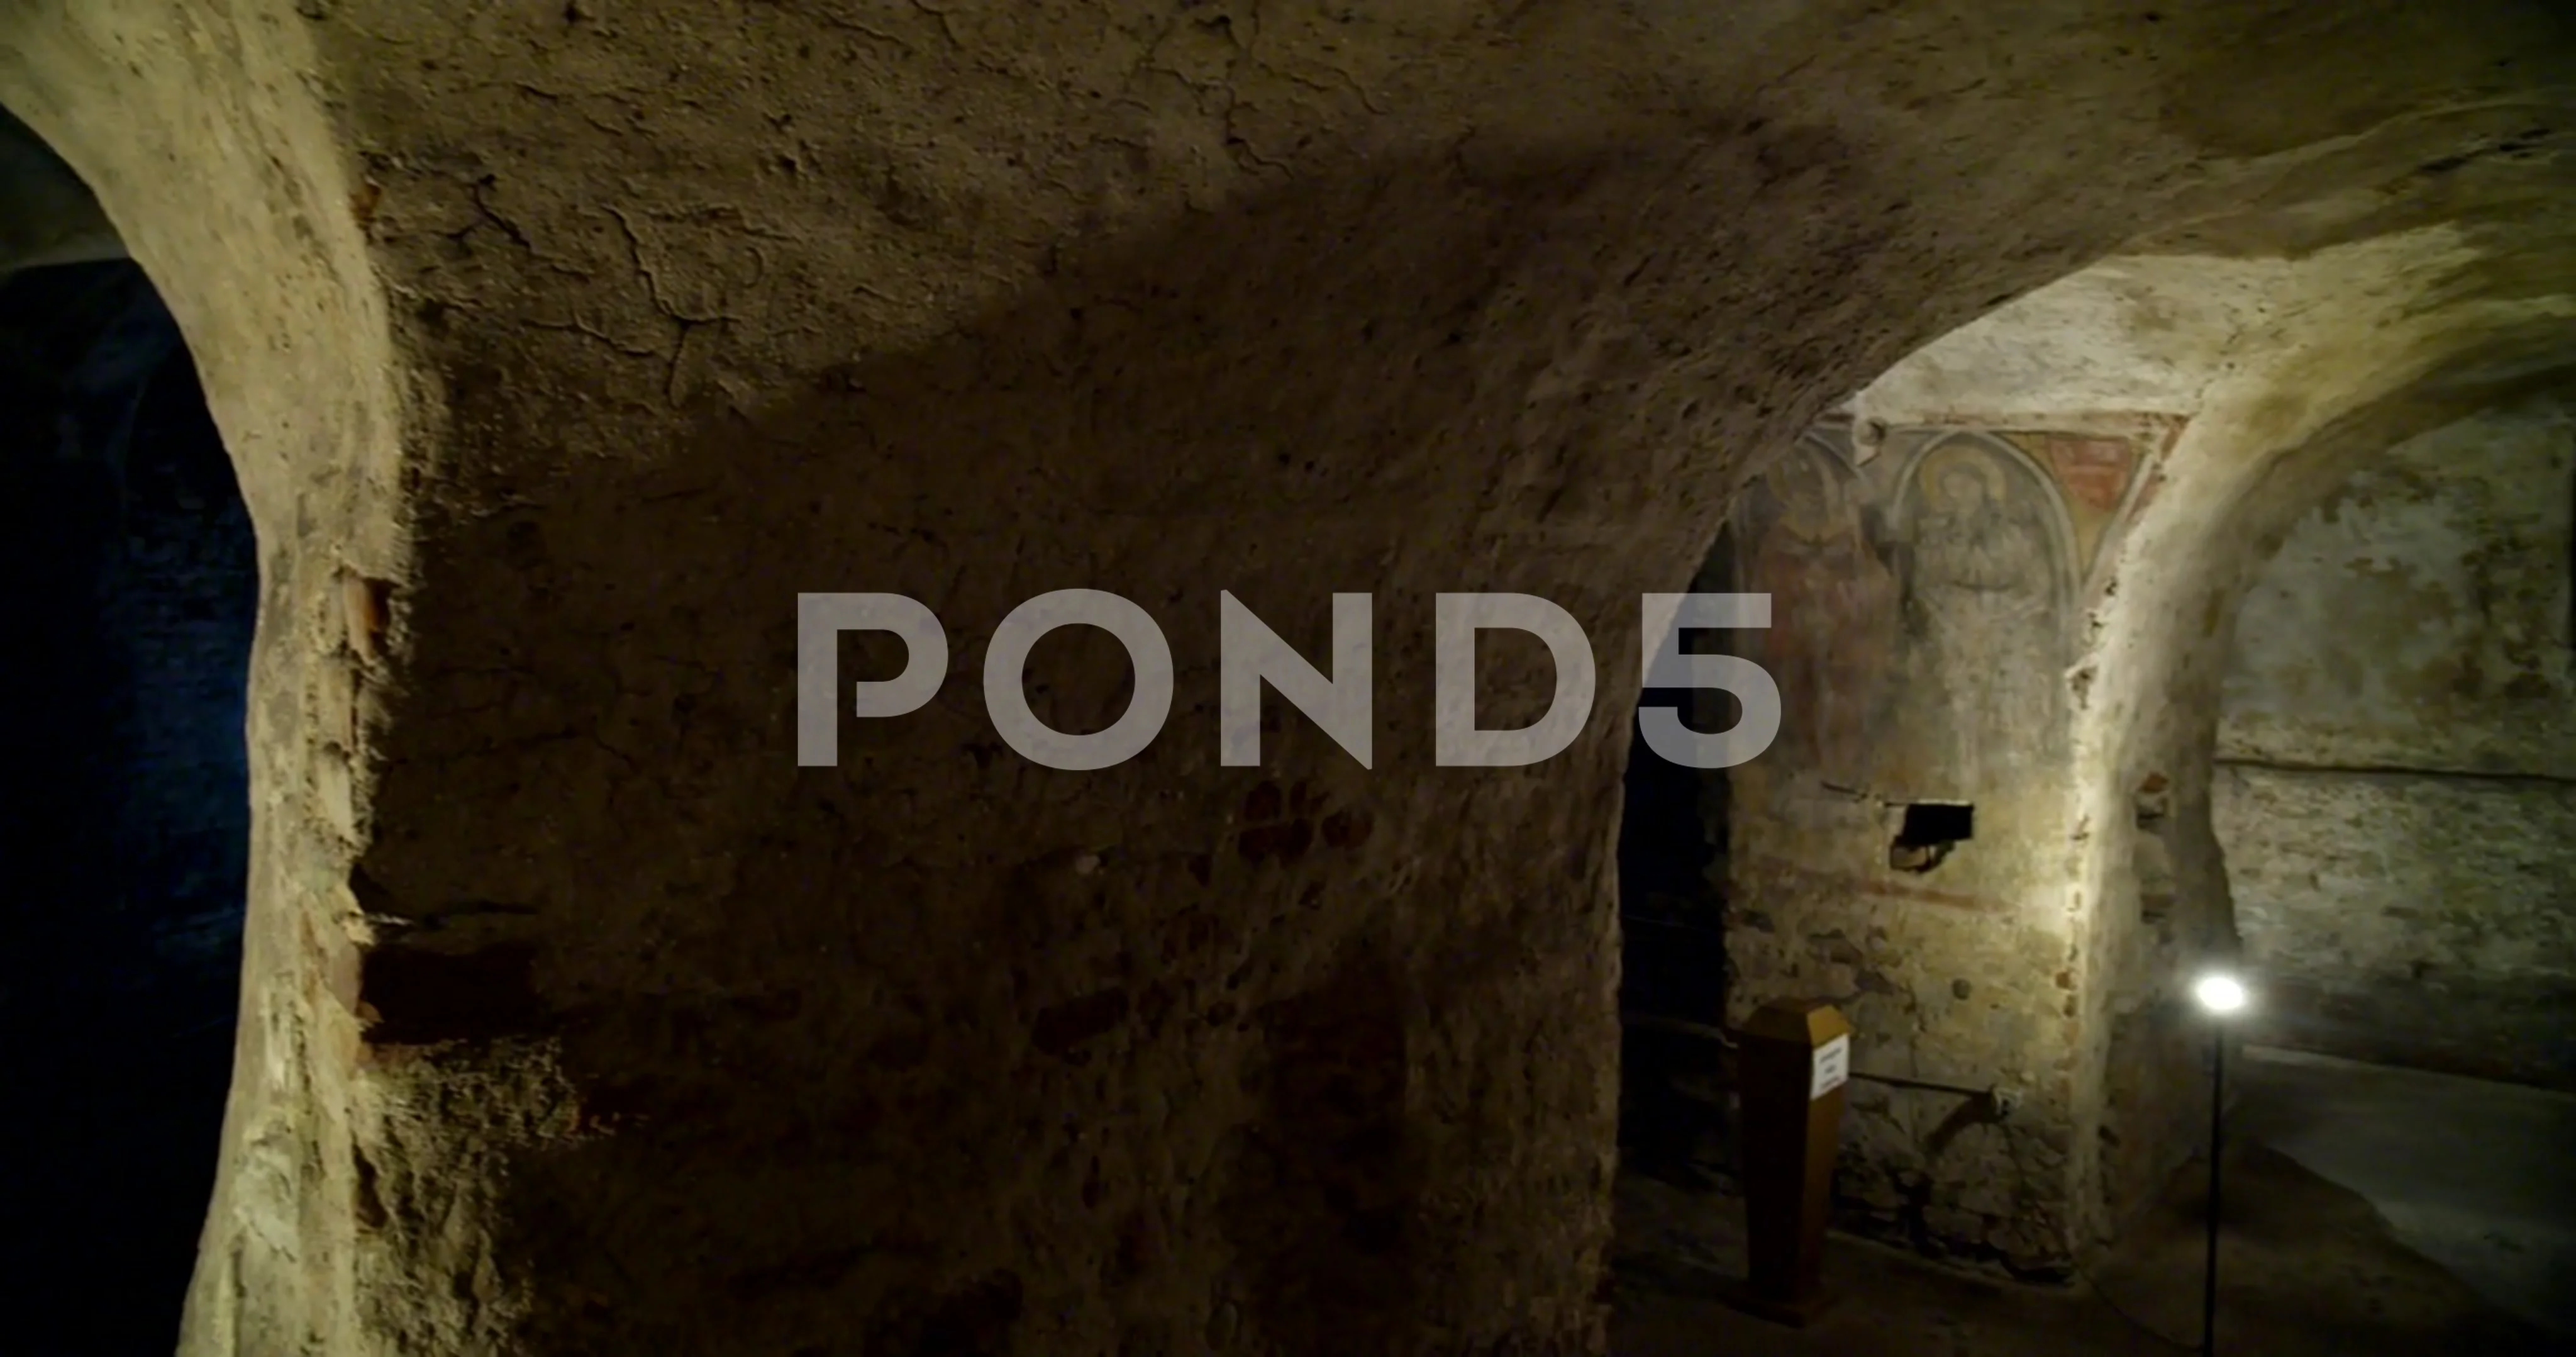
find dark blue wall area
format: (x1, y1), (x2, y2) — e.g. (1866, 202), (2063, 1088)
(0, 260), (257, 1354)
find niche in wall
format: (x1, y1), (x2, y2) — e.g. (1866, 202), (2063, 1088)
(1889, 801), (1974, 872)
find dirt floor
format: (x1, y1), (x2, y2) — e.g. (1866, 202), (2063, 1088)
(2233, 1046), (2576, 1337)
(1611, 1049), (2573, 1356)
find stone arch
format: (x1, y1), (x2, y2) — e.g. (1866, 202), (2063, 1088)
(2070, 314), (2576, 1245)
(0, 5), (413, 1351)
(2209, 381), (2576, 1072)
(2154, 355), (2576, 1039)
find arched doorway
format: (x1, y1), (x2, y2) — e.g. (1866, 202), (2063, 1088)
(0, 111), (258, 1353)
(2206, 393), (2576, 1337)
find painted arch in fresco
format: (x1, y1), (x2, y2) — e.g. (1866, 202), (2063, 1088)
(1884, 430), (2079, 801)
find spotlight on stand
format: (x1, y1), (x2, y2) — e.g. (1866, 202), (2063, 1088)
(2191, 970), (2251, 1355)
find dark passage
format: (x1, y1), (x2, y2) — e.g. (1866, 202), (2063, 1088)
(0, 260), (258, 1354)
(1614, 538), (1741, 1188)
(1616, 693), (1728, 1027)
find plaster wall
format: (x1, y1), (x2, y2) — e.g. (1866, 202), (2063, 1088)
(2214, 401), (2576, 1085)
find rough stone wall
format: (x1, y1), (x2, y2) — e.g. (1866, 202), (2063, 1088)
(1, 3), (2571, 1354)
(2214, 401), (2576, 1086)
(1718, 416), (2174, 1273)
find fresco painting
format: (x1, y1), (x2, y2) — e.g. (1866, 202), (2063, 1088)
(2037, 432), (2134, 575)
(1735, 437), (1900, 786)
(1897, 437), (2074, 798)
(1724, 426), (2119, 802)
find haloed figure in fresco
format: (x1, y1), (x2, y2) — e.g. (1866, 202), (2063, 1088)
(1903, 441), (2068, 798)
(1743, 442), (1897, 785)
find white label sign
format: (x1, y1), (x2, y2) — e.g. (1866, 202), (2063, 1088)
(1810, 1034), (1851, 1100)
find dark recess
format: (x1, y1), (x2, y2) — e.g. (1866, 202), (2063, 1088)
(0, 260), (257, 1354)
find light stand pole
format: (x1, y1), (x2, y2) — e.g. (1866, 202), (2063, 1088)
(2202, 1029), (2224, 1354)
(2192, 973), (2249, 1356)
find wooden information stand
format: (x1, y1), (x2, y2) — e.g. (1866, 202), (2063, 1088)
(1726, 997), (1852, 1326)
